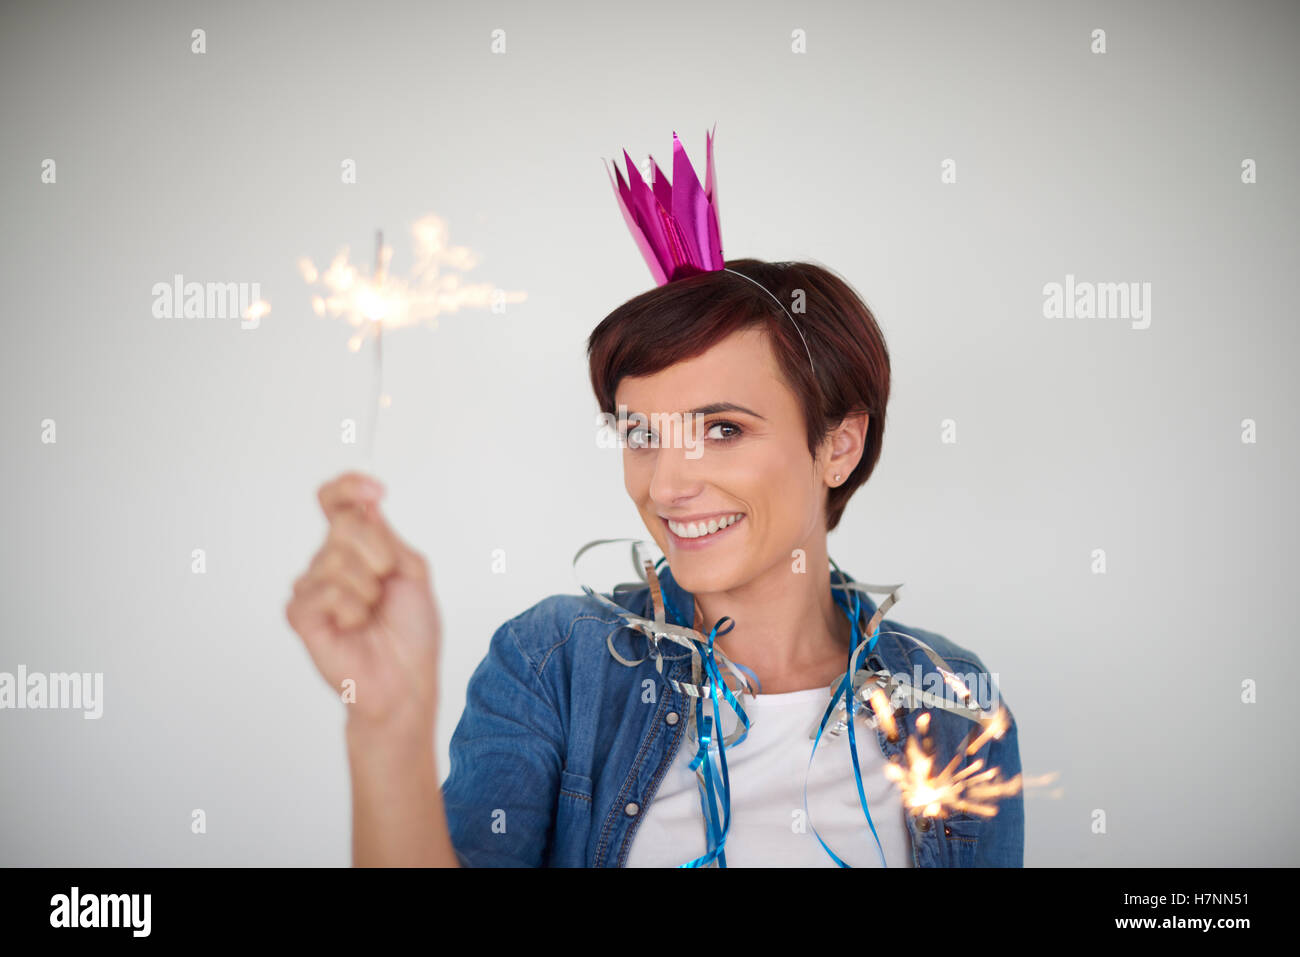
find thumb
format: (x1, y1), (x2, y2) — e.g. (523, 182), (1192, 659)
(363, 501), (429, 582)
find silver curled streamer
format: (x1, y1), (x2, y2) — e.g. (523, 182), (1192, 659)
(572, 540), (1001, 762)
(821, 578), (1002, 736)
(571, 538), (757, 756)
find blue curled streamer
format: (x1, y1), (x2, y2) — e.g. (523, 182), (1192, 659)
(802, 559), (888, 868)
(654, 558), (765, 696)
(681, 616), (742, 868)
(656, 557), (891, 868)
(654, 572), (742, 868)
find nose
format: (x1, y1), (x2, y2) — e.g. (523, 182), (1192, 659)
(647, 440), (705, 508)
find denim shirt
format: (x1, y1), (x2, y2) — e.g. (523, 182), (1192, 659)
(440, 564), (1025, 867)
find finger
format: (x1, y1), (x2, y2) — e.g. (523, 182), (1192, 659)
(318, 472), (385, 523)
(286, 584), (321, 633)
(304, 543), (383, 605)
(286, 578), (333, 640)
(295, 578), (371, 633)
(327, 511), (398, 579)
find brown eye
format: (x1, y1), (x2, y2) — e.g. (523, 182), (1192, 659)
(706, 421), (742, 441)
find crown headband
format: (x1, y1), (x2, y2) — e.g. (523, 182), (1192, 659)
(604, 127), (816, 376)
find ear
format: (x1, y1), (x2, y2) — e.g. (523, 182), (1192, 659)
(820, 412), (869, 487)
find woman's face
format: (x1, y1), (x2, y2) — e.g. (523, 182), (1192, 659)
(614, 326), (834, 596)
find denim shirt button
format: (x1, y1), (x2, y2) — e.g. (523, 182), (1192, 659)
(665, 711), (679, 725)
(917, 817), (931, 832)
(624, 802), (640, 816)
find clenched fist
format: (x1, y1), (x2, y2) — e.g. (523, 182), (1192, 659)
(286, 472), (443, 735)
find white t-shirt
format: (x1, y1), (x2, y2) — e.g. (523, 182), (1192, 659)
(625, 686), (914, 867)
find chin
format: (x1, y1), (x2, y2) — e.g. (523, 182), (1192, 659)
(662, 553), (746, 596)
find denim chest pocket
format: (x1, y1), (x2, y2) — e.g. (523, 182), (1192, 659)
(554, 769), (594, 865)
(559, 769), (593, 802)
(941, 816), (983, 867)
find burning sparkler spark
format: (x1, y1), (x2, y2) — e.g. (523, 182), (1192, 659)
(243, 299), (270, 326)
(882, 707), (1027, 819)
(865, 686), (899, 742)
(299, 213), (527, 459)
(298, 213), (527, 352)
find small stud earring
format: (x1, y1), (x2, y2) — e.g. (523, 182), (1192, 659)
(833, 473), (841, 484)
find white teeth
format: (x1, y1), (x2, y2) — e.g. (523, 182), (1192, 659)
(666, 513), (743, 539)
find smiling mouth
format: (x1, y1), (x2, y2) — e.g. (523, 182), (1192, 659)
(662, 512), (745, 544)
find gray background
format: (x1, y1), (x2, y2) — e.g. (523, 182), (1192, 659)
(1, 0), (1296, 866)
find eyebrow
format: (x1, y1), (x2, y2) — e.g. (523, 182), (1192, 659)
(619, 402), (767, 421)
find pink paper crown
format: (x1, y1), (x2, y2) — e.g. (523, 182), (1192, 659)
(605, 125), (724, 285)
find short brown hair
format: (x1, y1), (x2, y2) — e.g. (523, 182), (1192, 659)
(587, 258), (890, 532)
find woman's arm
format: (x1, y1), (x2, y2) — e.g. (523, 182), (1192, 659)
(286, 472), (457, 866)
(973, 704), (1025, 867)
(438, 610), (568, 868)
(347, 714), (461, 867)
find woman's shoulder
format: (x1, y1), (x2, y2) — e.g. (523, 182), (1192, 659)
(871, 613), (1013, 720)
(874, 614), (990, 672)
(491, 587), (648, 660)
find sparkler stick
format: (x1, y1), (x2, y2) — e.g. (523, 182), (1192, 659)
(366, 229), (385, 464)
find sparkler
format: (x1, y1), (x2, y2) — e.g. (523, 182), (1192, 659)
(299, 213), (527, 461)
(881, 708), (1060, 819)
(822, 667), (1060, 820)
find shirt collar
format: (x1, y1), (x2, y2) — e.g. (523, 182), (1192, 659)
(652, 561), (884, 647)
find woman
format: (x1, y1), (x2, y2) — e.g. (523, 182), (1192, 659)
(284, 136), (1024, 868)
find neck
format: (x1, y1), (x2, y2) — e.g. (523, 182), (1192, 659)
(690, 536), (851, 695)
